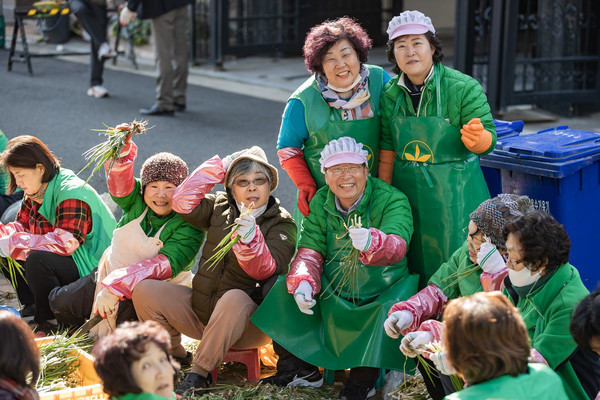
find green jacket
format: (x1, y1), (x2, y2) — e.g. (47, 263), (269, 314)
(38, 168), (116, 277)
(505, 263), (590, 399)
(300, 177), (413, 263)
(444, 363), (569, 400)
(380, 63), (496, 155)
(428, 241), (484, 299)
(111, 178), (205, 277)
(180, 192), (296, 325)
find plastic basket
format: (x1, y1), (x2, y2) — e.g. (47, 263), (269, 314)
(35, 337), (108, 400)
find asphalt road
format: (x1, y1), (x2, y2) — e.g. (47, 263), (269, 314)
(0, 49), (297, 212)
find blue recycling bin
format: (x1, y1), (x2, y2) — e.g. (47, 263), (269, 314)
(480, 126), (600, 289)
(481, 119), (524, 197)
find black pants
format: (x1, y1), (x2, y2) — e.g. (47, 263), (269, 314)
(1, 258), (34, 305)
(49, 267), (138, 327)
(23, 251), (80, 323)
(417, 358), (457, 400)
(0, 192), (24, 220)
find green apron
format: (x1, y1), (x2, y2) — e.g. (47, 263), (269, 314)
(251, 209), (418, 371)
(389, 70), (489, 287)
(292, 66), (383, 229)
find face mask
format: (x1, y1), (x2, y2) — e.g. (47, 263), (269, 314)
(236, 202), (267, 218)
(508, 266), (542, 287)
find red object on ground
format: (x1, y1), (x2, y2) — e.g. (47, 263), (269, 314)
(210, 348), (261, 382)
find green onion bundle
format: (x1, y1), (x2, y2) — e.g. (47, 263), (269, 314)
(0, 257), (25, 288)
(36, 332), (95, 392)
(424, 341), (464, 392)
(79, 120), (149, 184)
(322, 215), (362, 302)
(203, 203), (254, 271)
(438, 262), (480, 292)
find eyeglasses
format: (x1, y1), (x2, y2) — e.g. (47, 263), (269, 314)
(463, 226), (484, 245)
(506, 258), (524, 268)
(325, 165), (364, 176)
(233, 177), (268, 187)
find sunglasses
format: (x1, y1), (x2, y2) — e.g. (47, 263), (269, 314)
(233, 177), (268, 187)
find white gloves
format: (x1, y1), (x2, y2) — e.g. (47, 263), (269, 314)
(399, 331), (433, 358)
(119, 7), (137, 26)
(95, 288), (120, 318)
(431, 351), (456, 375)
(294, 280), (316, 315)
(477, 242), (506, 274)
(235, 214), (257, 244)
(0, 236), (10, 258)
(384, 310), (414, 339)
(348, 227), (371, 251)
(222, 149), (247, 171)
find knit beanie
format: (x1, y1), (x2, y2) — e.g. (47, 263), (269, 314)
(469, 193), (534, 250)
(140, 152), (188, 190)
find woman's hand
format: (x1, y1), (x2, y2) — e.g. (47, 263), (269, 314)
(294, 280), (316, 315)
(384, 310), (414, 339)
(477, 242), (506, 274)
(235, 214), (257, 244)
(399, 331), (433, 358)
(460, 118), (492, 154)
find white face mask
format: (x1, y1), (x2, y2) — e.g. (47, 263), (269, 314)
(508, 266), (542, 287)
(327, 74), (362, 93)
(236, 201), (267, 218)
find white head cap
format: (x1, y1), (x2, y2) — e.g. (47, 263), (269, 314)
(319, 137), (369, 173)
(387, 10), (436, 41)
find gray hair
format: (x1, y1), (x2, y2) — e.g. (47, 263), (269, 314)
(226, 159), (273, 190)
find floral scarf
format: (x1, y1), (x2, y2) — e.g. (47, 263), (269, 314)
(317, 65), (373, 121)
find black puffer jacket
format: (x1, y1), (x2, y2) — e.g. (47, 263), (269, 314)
(126, 0), (191, 20)
(180, 191), (296, 325)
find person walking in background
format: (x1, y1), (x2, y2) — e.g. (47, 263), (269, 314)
(119, 0), (191, 116)
(69, 0), (115, 98)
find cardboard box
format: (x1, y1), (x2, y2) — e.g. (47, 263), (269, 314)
(35, 337), (108, 400)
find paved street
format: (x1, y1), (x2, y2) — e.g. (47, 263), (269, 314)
(0, 48), (299, 212)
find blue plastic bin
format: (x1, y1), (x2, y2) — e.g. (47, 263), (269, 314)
(480, 126), (600, 289)
(481, 119), (525, 197)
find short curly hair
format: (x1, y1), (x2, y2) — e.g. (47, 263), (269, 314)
(503, 210), (571, 273)
(92, 321), (178, 398)
(303, 16), (372, 74)
(570, 289), (600, 351)
(386, 31), (444, 75)
(444, 292), (530, 385)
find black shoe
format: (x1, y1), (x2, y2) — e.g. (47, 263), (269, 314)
(33, 321), (59, 337)
(175, 372), (212, 396)
(174, 103), (186, 112)
(174, 351), (193, 367)
(20, 304), (35, 321)
(260, 367), (323, 388)
(139, 104), (174, 116)
(338, 383), (376, 400)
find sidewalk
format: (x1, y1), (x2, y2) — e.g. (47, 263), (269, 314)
(5, 19), (600, 134)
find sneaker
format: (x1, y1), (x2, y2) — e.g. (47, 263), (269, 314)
(338, 384), (376, 400)
(175, 372), (212, 396)
(260, 367), (323, 388)
(87, 86), (109, 98)
(174, 351), (193, 367)
(97, 42), (116, 61)
(20, 304), (35, 322)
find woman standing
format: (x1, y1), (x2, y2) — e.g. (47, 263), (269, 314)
(0, 135), (116, 335)
(277, 16), (390, 220)
(379, 10), (495, 286)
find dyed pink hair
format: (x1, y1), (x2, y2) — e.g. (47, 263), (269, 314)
(303, 16), (372, 74)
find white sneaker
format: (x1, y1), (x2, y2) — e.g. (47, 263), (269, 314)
(87, 85), (109, 98)
(98, 42), (116, 61)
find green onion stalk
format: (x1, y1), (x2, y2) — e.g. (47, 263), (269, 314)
(0, 256), (25, 289)
(321, 214), (363, 303)
(36, 332), (95, 392)
(203, 203), (254, 271)
(79, 119), (150, 184)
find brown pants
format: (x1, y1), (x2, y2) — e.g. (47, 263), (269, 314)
(132, 280), (270, 376)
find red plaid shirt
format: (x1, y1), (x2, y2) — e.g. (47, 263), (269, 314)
(16, 197), (93, 244)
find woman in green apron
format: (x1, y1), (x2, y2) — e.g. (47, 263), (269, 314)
(379, 10), (496, 288)
(253, 137), (418, 400)
(276, 17), (390, 226)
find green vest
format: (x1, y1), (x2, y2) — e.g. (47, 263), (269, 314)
(38, 169), (116, 277)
